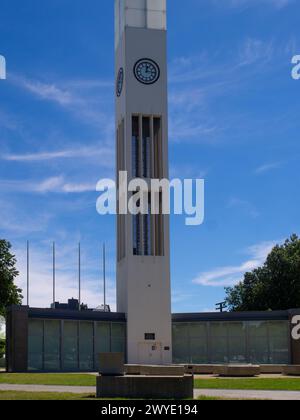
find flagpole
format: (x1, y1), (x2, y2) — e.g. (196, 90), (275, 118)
(27, 241), (29, 306)
(53, 242), (56, 308)
(103, 243), (106, 312)
(78, 243), (81, 311)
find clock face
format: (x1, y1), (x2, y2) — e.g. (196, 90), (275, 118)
(134, 59), (160, 85)
(116, 67), (124, 97)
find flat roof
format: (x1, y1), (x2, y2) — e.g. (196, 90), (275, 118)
(7, 306), (292, 323)
(172, 311), (289, 322)
(28, 307), (126, 322)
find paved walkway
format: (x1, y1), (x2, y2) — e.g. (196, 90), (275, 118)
(1, 384), (300, 400)
(194, 389), (300, 400)
(0, 384), (96, 394)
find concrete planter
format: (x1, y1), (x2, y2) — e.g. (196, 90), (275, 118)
(96, 374), (194, 399)
(282, 365), (300, 376)
(213, 365), (260, 377)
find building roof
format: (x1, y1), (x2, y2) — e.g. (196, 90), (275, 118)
(7, 305), (293, 323)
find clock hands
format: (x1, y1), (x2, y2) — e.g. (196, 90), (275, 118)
(134, 59), (160, 85)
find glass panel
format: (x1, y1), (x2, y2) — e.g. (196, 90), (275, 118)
(143, 209), (151, 256)
(190, 338), (208, 364)
(132, 116), (140, 178)
(133, 213), (142, 256)
(142, 117), (151, 178)
(210, 323), (228, 364)
(28, 320), (43, 371)
(155, 192), (164, 257)
(95, 323), (111, 370)
(268, 321), (289, 364)
(153, 118), (162, 179)
(188, 322), (208, 363)
(63, 321), (78, 371)
(111, 323), (126, 353)
(44, 321), (60, 371)
(79, 322), (94, 371)
(189, 323), (207, 337)
(227, 322), (247, 363)
(248, 321), (269, 364)
(172, 324), (189, 364)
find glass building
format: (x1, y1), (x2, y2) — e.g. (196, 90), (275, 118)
(6, 305), (299, 372)
(173, 321), (290, 365)
(28, 319), (126, 372)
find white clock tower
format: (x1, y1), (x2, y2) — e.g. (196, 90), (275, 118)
(115, 0), (172, 365)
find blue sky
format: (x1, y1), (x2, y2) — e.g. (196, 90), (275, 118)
(0, 0), (300, 313)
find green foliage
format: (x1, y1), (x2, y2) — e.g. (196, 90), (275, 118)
(0, 338), (4, 359)
(0, 240), (22, 317)
(225, 234), (300, 311)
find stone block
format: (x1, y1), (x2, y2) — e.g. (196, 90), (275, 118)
(259, 365), (285, 374)
(213, 365), (260, 377)
(139, 365), (185, 376)
(282, 365), (300, 376)
(184, 365), (220, 375)
(125, 365), (142, 375)
(98, 353), (125, 376)
(96, 374), (194, 399)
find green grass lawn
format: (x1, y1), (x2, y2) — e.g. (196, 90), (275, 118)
(195, 378), (300, 391)
(1, 373), (300, 393)
(0, 391), (95, 400)
(0, 373), (96, 386)
(0, 391), (227, 401)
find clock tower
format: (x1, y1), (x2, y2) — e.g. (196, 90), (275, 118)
(115, 0), (172, 365)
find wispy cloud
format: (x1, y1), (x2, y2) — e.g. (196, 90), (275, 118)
(192, 240), (278, 287)
(13, 242), (116, 310)
(0, 197), (52, 235)
(18, 78), (75, 106)
(167, 35), (285, 145)
(215, 0), (294, 11)
(10, 74), (114, 131)
(227, 197), (260, 219)
(254, 162), (283, 175)
(1, 145), (114, 165)
(170, 164), (208, 180)
(238, 38), (274, 66)
(0, 176), (97, 194)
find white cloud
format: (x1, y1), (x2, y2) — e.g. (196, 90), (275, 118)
(10, 74), (114, 130)
(0, 176), (97, 194)
(1, 145), (114, 165)
(13, 243), (116, 311)
(238, 38), (274, 66)
(169, 118), (217, 143)
(19, 79), (75, 106)
(254, 162), (282, 175)
(192, 240), (278, 287)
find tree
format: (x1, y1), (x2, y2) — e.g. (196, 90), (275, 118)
(225, 235), (300, 311)
(0, 240), (22, 317)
